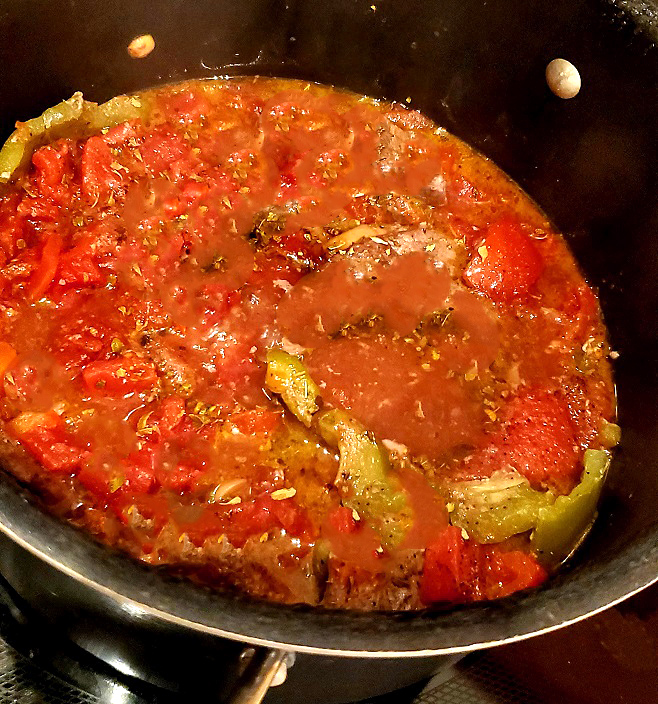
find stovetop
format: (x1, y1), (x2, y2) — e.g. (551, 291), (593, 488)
(0, 576), (655, 704)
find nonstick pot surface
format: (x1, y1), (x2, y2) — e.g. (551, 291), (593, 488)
(0, 0), (656, 655)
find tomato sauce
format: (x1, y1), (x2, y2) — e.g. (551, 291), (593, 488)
(0, 78), (616, 610)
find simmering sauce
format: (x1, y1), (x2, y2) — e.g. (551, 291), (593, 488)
(0, 78), (617, 610)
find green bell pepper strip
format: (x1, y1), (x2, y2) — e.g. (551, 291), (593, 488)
(264, 350), (408, 546)
(530, 448), (611, 565)
(265, 349), (321, 427)
(0, 93), (148, 184)
(448, 475), (555, 544)
(316, 409), (408, 547)
(316, 409), (406, 514)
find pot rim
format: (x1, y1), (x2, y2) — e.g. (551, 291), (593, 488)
(0, 478), (656, 656)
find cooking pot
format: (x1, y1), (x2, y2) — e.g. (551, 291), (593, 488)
(0, 0), (656, 701)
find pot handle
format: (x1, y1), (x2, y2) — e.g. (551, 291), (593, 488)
(228, 647), (293, 704)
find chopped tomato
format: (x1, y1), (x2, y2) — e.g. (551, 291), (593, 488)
(229, 409), (281, 436)
(463, 218), (543, 302)
(140, 127), (190, 175)
(184, 493), (312, 548)
(56, 239), (104, 290)
(160, 89), (210, 125)
(10, 412), (88, 473)
(490, 550), (548, 599)
(121, 446), (158, 493)
(32, 142), (71, 202)
(420, 526), (547, 604)
(148, 396), (186, 439)
(10, 410), (60, 435)
(419, 526), (464, 603)
(496, 390), (580, 493)
(81, 136), (122, 201)
(82, 356), (158, 395)
(157, 463), (204, 492)
(29, 233), (62, 300)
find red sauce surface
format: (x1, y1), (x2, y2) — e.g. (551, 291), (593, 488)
(0, 78), (615, 610)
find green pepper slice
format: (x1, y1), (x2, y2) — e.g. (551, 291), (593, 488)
(264, 349), (320, 427)
(448, 475), (555, 544)
(530, 449), (610, 565)
(316, 408), (408, 547)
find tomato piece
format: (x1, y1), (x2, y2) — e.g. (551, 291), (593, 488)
(463, 218), (543, 302)
(77, 461), (114, 497)
(160, 89), (210, 125)
(183, 493), (311, 548)
(120, 447), (158, 493)
(32, 142), (71, 202)
(82, 356), (158, 395)
(10, 412), (88, 473)
(21, 427), (88, 472)
(10, 410), (60, 435)
(140, 127), (190, 175)
(229, 409), (281, 436)
(420, 526), (547, 604)
(496, 390), (580, 493)
(488, 550), (548, 599)
(29, 233), (62, 300)
(157, 463), (204, 492)
(57, 240), (104, 290)
(420, 526), (464, 604)
(328, 506), (359, 534)
(268, 496), (313, 537)
(81, 136), (122, 201)
(148, 396), (186, 439)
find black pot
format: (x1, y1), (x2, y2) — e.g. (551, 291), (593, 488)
(0, 1), (656, 702)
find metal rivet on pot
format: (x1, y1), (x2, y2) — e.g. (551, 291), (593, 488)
(546, 58), (581, 99)
(271, 652), (296, 687)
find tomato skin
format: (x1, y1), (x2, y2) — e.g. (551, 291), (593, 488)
(463, 218), (543, 302)
(29, 233), (62, 300)
(82, 357), (158, 395)
(420, 526), (547, 605)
